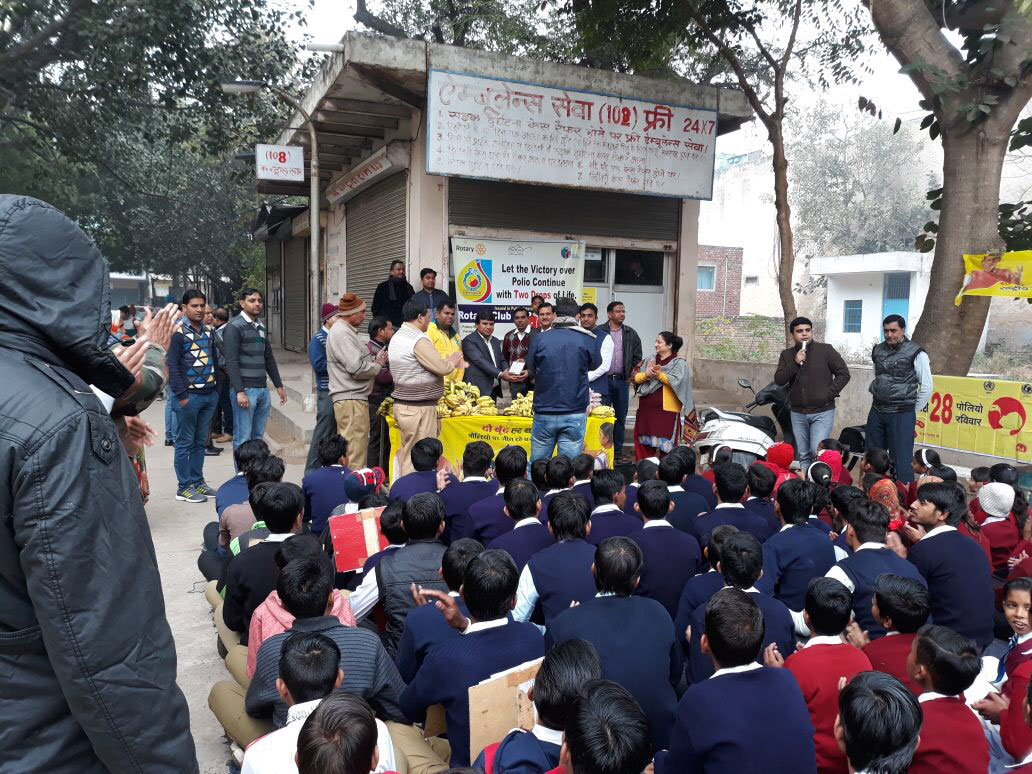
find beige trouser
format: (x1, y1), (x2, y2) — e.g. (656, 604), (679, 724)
(385, 721), (451, 774)
(208, 680), (273, 747)
(334, 398), (370, 468)
(225, 644), (250, 687)
(204, 579), (222, 610)
(393, 403), (441, 477)
(214, 602), (241, 653)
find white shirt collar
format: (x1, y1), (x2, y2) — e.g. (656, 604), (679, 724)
(573, 479), (591, 487)
(716, 502), (745, 510)
(643, 519), (672, 529)
(667, 485), (685, 493)
(448, 590), (460, 597)
(856, 542), (886, 552)
(917, 691), (956, 704)
(264, 532), (294, 543)
(711, 662), (763, 679)
(496, 486), (506, 495)
(1017, 631), (1032, 646)
(463, 476), (489, 483)
(514, 517), (541, 529)
(922, 524), (957, 540)
(982, 515), (1010, 526)
(628, 482), (640, 489)
(286, 699), (322, 725)
(804, 634), (845, 649)
(545, 488), (569, 496)
(464, 618), (509, 635)
(722, 585), (759, 594)
(531, 724), (564, 747)
(1008, 750), (1032, 768)
(595, 591), (617, 598)
(779, 523), (796, 532)
(592, 503), (622, 515)
(321, 325), (330, 334)
(240, 310), (255, 323)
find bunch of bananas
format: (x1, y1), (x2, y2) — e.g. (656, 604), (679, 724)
(436, 381), (500, 418)
(503, 391), (534, 417)
(590, 405), (616, 418)
(376, 396), (395, 418)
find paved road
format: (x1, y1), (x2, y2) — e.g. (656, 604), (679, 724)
(140, 400), (306, 772)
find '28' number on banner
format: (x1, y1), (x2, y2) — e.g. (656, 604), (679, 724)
(929, 392), (954, 424)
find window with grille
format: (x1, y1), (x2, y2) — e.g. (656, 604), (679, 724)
(843, 300), (863, 332)
(883, 273), (911, 300)
(697, 265), (716, 291)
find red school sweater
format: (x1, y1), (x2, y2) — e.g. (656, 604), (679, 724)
(984, 514), (1021, 573)
(908, 694), (989, 774)
(862, 632), (923, 696)
(785, 640), (872, 774)
(1002, 662), (1032, 761)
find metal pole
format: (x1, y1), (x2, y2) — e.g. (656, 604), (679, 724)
(268, 85), (321, 339)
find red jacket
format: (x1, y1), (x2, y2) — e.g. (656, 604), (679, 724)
(1002, 662), (1032, 761)
(957, 520), (994, 567)
(785, 639), (871, 774)
(862, 633), (923, 696)
(908, 694), (989, 774)
(984, 514), (1021, 573)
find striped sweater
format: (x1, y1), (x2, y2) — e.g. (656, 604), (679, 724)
(223, 313), (283, 392)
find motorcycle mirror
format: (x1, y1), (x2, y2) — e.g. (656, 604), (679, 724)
(737, 378), (753, 390)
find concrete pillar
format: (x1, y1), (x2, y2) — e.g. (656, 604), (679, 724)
(676, 199), (700, 367)
(407, 112), (449, 284)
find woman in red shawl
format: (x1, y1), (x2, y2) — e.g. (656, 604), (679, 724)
(868, 477), (907, 533)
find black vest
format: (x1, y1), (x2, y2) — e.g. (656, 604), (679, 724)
(869, 338), (924, 412)
(377, 539), (448, 656)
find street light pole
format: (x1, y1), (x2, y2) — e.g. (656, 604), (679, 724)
(222, 80), (321, 338)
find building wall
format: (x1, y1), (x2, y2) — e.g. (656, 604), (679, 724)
(824, 269), (930, 357)
(695, 245), (743, 318)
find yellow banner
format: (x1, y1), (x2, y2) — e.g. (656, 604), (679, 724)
(387, 415), (616, 481)
(955, 250), (1032, 305)
(915, 375), (1032, 462)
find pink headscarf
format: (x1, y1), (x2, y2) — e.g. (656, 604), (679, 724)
(817, 449), (844, 482)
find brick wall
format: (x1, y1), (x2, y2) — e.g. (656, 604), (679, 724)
(696, 245), (743, 317)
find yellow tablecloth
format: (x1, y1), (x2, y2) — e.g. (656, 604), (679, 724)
(386, 415), (615, 482)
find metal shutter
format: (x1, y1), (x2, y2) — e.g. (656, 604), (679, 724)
(283, 237), (308, 352)
(345, 172), (408, 333)
(448, 178), (679, 242)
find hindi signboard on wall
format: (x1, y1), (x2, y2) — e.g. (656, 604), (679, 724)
(450, 237), (584, 338)
(256, 144), (304, 182)
(427, 70), (718, 199)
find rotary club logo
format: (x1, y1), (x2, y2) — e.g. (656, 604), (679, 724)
(459, 260), (492, 303)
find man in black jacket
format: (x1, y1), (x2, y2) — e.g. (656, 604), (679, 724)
(773, 317), (851, 468)
(0, 195), (195, 772)
(372, 259), (415, 328)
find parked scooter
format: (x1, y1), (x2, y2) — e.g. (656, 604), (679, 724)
(693, 378), (795, 467)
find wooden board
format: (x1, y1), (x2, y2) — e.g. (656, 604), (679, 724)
(467, 658), (543, 762)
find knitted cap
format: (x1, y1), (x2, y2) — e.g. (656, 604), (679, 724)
(338, 293), (366, 316)
(321, 303), (339, 323)
(979, 482), (1015, 518)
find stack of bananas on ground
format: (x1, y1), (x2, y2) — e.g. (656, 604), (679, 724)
(376, 396), (395, 418)
(502, 391), (534, 417)
(590, 404), (616, 418)
(436, 381), (501, 417)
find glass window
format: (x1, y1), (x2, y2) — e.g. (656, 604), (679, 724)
(614, 249), (664, 287)
(843, 300), (863, 333)
(584, 247), (608, 284)
(697, 265), (716, 291)
(744, 275), (759, 285)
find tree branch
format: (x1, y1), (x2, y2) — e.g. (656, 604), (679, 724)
(781, 0), (803, 74)
(353, 0), (409, 39)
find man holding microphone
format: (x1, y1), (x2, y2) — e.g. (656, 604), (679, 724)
(773, 317), (850, 467)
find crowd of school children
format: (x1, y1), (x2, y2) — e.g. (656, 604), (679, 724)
(199, 428), (1032, 774)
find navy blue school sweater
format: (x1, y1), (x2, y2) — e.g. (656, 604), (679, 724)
(473, 729), (561, 774)
(655, 666), (817, 774)
(623, 482), (642, 518)
(389, 470), (457, 503)
(395, 595), (470, 683)
(487, 521), (554, 571)
(674, 571), (725, 654)
(466, 491), (512, 543)
(571, 481), (595, 509)
(908, 528), (994, 648)
(586, 505), (644, 545)
(835, 545), (927, 639)
(302, 465), (373, 537)
(808, 516), (833, 534)
(744, 496), (780, 534)
(439, 478), (498, 544)
(686, 589), (795, 683)
(692, 504), (774, 546)
(401, 619), (544, 767)
(547, 595), (681, 751)
(684, 473), (717, 510)
(757, 523), (837, 611)
(215, 473), (248, 517)
(632, 523), (702, 619)
(526, 539), (597, 627)
(667, 489), (711, 535)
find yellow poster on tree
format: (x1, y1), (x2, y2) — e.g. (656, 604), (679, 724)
(915, 375), (1032, 462)
(954, 250), (1032, 305)
(386, 415), (615, 481)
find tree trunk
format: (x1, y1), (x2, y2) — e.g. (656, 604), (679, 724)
(769, 124), (798, 337)
(911, 129), (1009, 375)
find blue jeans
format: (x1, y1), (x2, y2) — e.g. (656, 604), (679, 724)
(607, 376), (630, 453)
(164, 383), (179, 442)
(866, 407), (917, 483)
(232, 387), (271, 452)
(531, 412), (587, 462)
(790, 408), (836, 468)
(173, 391), (218, 489)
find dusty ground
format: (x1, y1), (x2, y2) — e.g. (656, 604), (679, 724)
(141, 400), (306, 773)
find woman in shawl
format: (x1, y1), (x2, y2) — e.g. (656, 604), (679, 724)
(868, 477), (908, 533)
(632, 331), (693, 459)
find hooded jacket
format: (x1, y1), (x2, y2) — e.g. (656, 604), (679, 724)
(525, 319), (602, 414)
(0, 196), (196, 772)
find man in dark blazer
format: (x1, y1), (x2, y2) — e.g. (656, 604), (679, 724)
(438, 441), (497, 543)
(487, 478), (554, 571)
(631, 480), (701, 619)
(547, 537), (682, 751)
(461, 312), (521, 398)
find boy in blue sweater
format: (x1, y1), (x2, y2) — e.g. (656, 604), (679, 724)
(559, 680), (653, 774)
(657, 588), (816, 773)
(673, 524), (736, 654)
(744, 462), (779, 534)
(401, 549), (544, 767)
(301, 434), (382, 538)
(692, 463), (773, 546)
(757, 479), (836, 610)
(487, 478), (554, 571)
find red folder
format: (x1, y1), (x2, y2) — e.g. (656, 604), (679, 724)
(328, 507), (389, 573)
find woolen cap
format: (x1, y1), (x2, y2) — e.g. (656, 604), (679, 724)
(979, 482), (1015, 518)
(338, 293), (366, 316)
(321, 303), (338, 323)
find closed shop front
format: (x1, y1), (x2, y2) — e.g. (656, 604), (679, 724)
(282, 236), (308, 352)
(345, 172), (408, 332)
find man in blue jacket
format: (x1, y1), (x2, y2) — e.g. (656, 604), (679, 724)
(525, 297), (601, 462)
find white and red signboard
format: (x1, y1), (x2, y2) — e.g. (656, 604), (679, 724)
(426, 70), (718, 199)
(256, 144), (304, 182)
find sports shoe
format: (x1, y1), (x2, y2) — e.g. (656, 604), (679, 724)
(194, 482), (214, 496)
(204, 445), (222, 456)
(175, 487), (206, 503)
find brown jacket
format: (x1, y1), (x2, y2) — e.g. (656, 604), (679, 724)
(774, 341), (851, 414)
